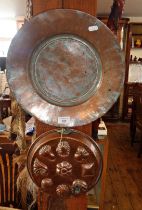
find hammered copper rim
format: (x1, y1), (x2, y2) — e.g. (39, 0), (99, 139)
(6, 9), (125, 127)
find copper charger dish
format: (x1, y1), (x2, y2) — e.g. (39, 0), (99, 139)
(6, 9), (125, 127)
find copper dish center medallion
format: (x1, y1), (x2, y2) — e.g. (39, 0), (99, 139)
(30, 35), (102, 106)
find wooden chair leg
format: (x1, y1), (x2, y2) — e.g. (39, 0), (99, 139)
(138, 134), (142, 158)
(131, 124), (136, 146)
(130, 116), (133, 138)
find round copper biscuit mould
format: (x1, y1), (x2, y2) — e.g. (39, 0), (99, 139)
(27, 128), (103, 197)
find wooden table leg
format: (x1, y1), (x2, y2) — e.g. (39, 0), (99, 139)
(38, 191), (87, 210)
(66, 194), (87, 210)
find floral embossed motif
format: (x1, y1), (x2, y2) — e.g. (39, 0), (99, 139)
(56, 184), (70, 197)
(71, 179), (88, 195)
(74, 146), (89, 162)
(56, 141), (70, 157)
(33, 158), (48, 176)
(39, 145), (55, 161)
(56, 161), (72, 177)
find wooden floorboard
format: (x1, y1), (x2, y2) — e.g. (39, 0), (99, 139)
(103, 123), (142, 210)
(103, 170), (119, 210)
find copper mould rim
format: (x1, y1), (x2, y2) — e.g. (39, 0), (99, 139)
(27, 128), (102, 161)
(27, 129), (103, 193)
(6, 9), (125, 127)
(27, 136), (103, 187)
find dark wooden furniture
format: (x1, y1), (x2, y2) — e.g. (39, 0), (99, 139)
(123, 82), (135, 120)
(123, 23), (142, 120)
(0, 98), (11, 120)
(0, 138), (19, 207)
(130, 83), (142, 157)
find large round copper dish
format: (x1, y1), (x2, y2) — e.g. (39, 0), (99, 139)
(27, 129), (103, 197)
(6, 9), (125, 127)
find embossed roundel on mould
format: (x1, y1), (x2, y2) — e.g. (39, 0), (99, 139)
(6, 9), (125, 127)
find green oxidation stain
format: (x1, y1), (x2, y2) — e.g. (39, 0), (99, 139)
(74, 186), (81, 194)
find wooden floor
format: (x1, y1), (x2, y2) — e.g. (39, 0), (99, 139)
(104, 123), (142, 210)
